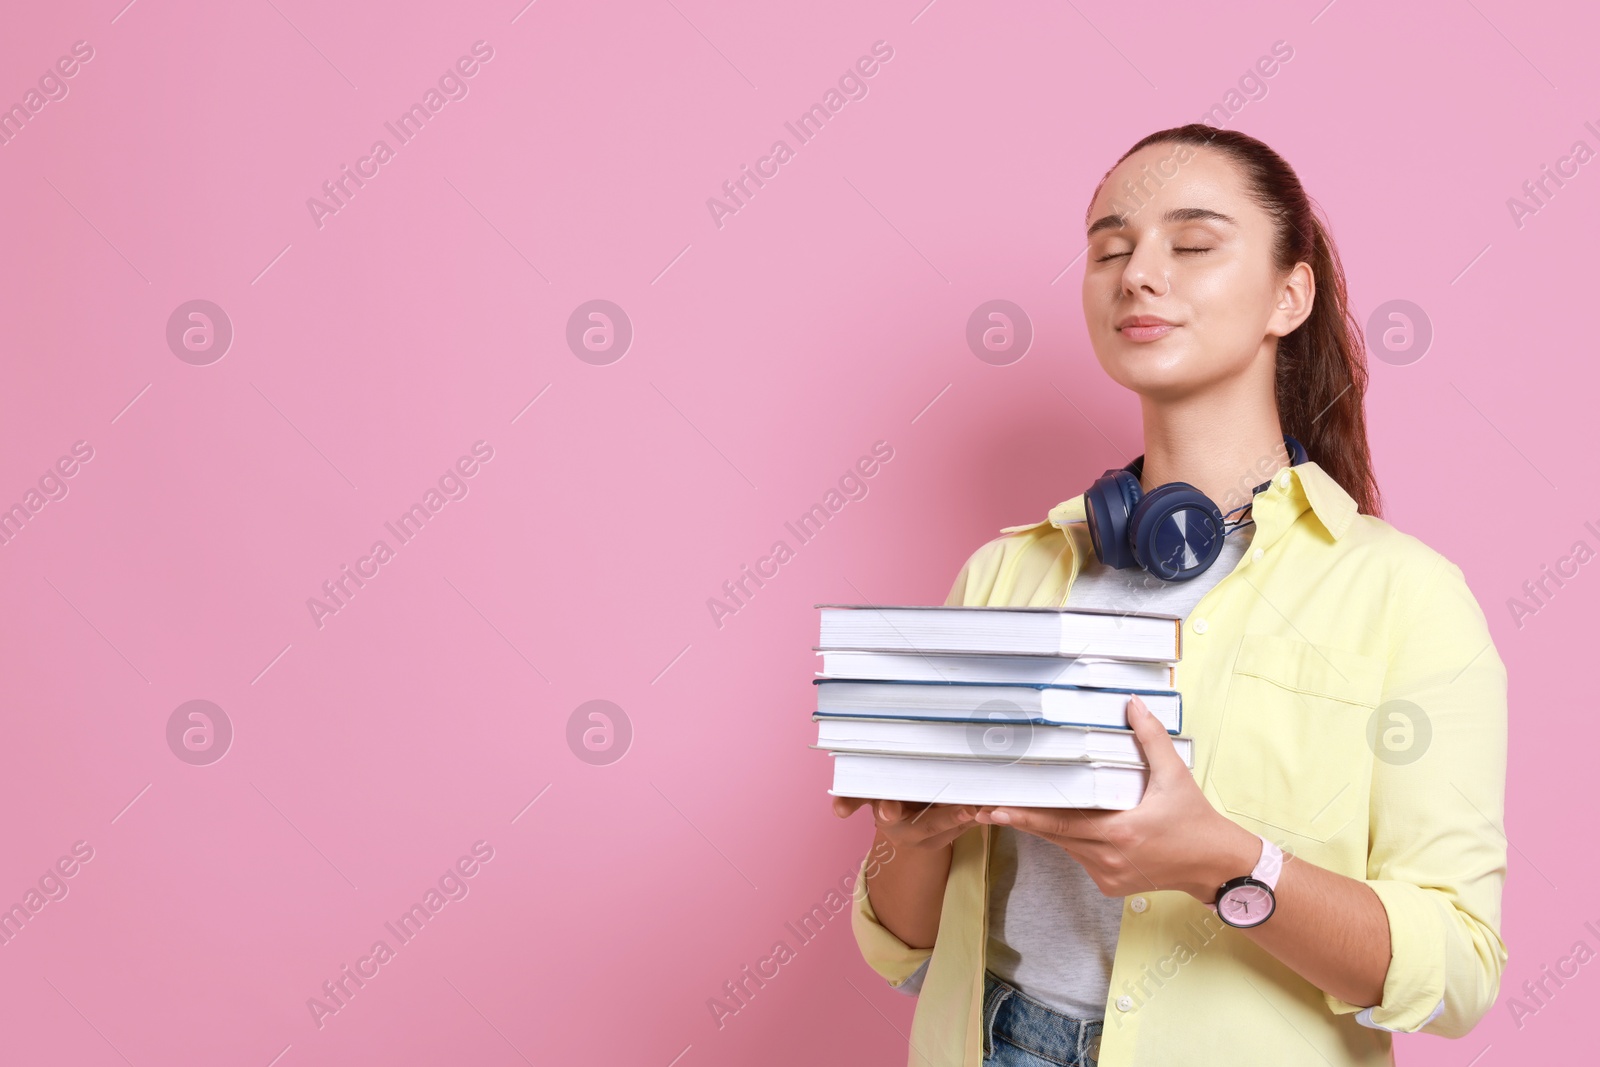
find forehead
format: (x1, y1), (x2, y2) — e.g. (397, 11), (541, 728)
(1086, 144), (1254, 231)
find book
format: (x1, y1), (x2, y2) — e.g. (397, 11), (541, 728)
(813, 601), (1191, 809)
(812, 714), (1194, 766)
(815, 649), (1174, 689)
(826, 751), (1151, 808)
(815, 603), (1181, 662)
(813, 678), (1182, 733)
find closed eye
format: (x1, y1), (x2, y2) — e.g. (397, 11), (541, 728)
(1094, 247), (1213, 262)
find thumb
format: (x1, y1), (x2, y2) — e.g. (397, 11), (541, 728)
(1126, 695), (1187, 777)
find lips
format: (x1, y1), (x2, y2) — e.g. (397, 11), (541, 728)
(1117, 315), (1178, 342)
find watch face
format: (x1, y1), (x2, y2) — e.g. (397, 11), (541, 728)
(1218, 882), (1274, 927)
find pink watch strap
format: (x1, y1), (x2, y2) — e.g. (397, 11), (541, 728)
(1254, 836), (1284, 891)
(1205, 835), (1282, 911)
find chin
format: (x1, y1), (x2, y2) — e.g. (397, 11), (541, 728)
(1094, 340), (1195, 389)
(1115, 373), (1202, 403)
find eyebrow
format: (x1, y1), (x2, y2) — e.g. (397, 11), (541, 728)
(1086, 207), (1238, 238)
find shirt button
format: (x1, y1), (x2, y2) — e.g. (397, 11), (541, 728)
(1130, 896), (1148, 913)
(1116, 995), (1134, 1012)
(1252, 548), (1263, 562)
(1277, 470), (1291, 489)
(1192, 617), (1208, 634)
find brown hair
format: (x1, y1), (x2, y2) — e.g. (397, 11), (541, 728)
(1090, 124), (1382, 518)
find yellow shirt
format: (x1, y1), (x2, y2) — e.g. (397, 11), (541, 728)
(848, 460), (1508, 1067)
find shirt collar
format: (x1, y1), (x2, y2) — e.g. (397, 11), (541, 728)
(1032, 460), (1359, 551)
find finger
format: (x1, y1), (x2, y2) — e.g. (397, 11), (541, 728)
(982, 805), (1122, 848)
(876, 799), (934, 825)
(1041, 808), (1121, 845)
(973, 804), (1074, 837)
(903, 810), (984, 851)
(881, 801), (977, 840)
(899, 799), (956, 826)
(1126, 695), (1189, 778)
(832, 796), (872, 818)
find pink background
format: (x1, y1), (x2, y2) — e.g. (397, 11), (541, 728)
(2, 1), (1595, 1063)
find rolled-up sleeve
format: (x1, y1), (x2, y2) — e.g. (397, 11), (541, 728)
(1324, 555), (1509, 1036)
(849, 847), (934, 991)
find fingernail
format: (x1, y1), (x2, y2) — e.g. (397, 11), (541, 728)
(990, 809), (1012, 823)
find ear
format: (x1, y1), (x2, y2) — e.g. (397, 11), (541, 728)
(1268, 260), (1315, 339)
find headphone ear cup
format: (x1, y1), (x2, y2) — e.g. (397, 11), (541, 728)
(1084, 470), (1142, 570)
(1130, 483), (1225, 581)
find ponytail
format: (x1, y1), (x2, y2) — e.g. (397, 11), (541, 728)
(1095, 124), (1383, 517)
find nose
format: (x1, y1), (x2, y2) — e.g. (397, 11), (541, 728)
(1121, 256), (1171, 298)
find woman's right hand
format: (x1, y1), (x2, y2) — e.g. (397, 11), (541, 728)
(831, 796), (980, 852)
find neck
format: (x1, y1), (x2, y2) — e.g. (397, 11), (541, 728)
(1136, 386), (1289, 519)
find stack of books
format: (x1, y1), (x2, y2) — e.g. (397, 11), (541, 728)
(811, 603), (1190, 809)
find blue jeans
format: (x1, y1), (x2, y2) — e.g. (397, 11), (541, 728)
(982, 971), (1103, 1067)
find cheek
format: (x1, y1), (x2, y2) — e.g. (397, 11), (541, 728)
(1082, 279), (1130, 366)
(1184, 259), (1277, 336)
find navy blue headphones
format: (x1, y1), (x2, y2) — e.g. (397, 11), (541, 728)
(1082, 434), (1308, 582)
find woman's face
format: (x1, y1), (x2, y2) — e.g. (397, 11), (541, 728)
(1081, 144), (1309, 402)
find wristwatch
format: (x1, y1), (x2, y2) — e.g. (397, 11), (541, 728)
(1206, 835), (1283, 928)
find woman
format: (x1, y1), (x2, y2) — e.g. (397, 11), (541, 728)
(831, 125), (1508, 1067)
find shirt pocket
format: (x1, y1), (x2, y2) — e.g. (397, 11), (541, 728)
(1208, 633), (1387, 843)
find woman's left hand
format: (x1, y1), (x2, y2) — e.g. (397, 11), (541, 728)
(972, 695), (1261, 902)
